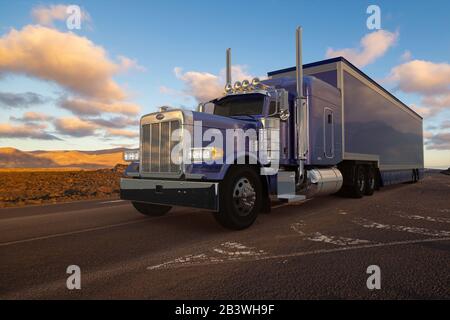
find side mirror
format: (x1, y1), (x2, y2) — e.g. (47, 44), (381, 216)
(278, 89), (290, 121)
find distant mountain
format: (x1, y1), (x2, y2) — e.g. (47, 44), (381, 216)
(0, 147), (131, 169)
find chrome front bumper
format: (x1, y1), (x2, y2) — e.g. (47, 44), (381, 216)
(120, 178), (219, 211)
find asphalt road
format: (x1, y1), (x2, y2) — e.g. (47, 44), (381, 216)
(1, 173), (449, 299)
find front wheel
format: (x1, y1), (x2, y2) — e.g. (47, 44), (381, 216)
(213, 166), (262, 230)
(131, 201), (171, 216)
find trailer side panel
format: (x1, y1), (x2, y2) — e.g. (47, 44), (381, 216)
(342, 69), (424, 171)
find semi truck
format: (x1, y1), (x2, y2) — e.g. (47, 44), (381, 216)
(120, 27), (424, 230)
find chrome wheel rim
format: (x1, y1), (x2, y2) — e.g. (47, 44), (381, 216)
(358, 171), (365, 193)
(369, 176), (375, 189)
(232, 177), (256, 216)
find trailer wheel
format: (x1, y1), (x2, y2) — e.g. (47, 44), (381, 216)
(364, 166), (375, 196)
(213, 166), (262, 230)
(412, 169), (419, 183)
(131, 201), (171, 216)
(347, 165), (365, 198)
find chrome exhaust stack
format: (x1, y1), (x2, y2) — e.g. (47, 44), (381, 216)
(295, 26), (309, 184)
(226, 48), (232, 87)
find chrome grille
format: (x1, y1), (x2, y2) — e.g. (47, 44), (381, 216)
(141, 120), (180, 173)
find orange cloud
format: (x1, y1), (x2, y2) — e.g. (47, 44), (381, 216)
(326, 30), (398, 68)
(0, 25), (124, 101)
(172, 65), (255, 102)
(10, 111), (53, 123)
(59, 98), (140, 116)
(0, 122), (60, 140)
(0, 25), (142, 116)
(387, 60), (450, 117)
(106, 128), (139, 138)
(54, 117), (98, 137)
(388, 60), (450, 96)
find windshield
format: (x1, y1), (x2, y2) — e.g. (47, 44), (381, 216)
(213, 94), (265, 117)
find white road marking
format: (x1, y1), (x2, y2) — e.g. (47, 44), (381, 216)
(338, 210), (348, 215)
(148, 254), (215, 270)
(147, 237), (450, 270)
(353, 218), (450, 237)
(100, 200), (126, 204)
(439, 209), (450, 213)
(147, 241), (266, 270)
(289, 221), (371, 246)
(213, 242), (265, 258)
(306, 232), (371, 246)
(0, 219), (148, 247)
(290, 222), (306, 236)
(398, 214), (450, 224)
(271, 204), (289, 209)
(271, 199), (311, 210)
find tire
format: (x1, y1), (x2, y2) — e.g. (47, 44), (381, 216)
(131, 201), (171, 216)
(412, 169), (419, 183)
(347, 165), (365, 198)
(213, 166), (262, 230)
(364, 166), (375, 196)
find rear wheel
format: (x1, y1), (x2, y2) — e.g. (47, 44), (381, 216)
(214, 166), (262, 230)
(131, 202), (171, 216)
(364, 166), (375, 196)
(347, 165), (365, 198)
(412, 169), (419, 183)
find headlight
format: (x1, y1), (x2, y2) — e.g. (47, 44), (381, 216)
(189, 147), (223, 163)
(123, 150), (140, 162)
(242, 79), (250, 90)
(224, 83), (233, 93)
(251, 77), (260, 87)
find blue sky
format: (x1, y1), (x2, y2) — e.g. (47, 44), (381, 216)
(0, 0), (449, 167)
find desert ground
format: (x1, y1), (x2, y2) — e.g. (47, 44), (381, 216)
(0, 165), (125, 208)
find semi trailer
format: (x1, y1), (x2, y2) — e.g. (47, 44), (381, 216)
(120, 27), (424, 230)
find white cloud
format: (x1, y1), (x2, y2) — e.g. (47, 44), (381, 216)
(118, 56), (147, 73)
(171, 65), (255, 103)
(400, 50), (412, 62)
(426, 132), (450, 150)
(326, 30), (398, 68)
